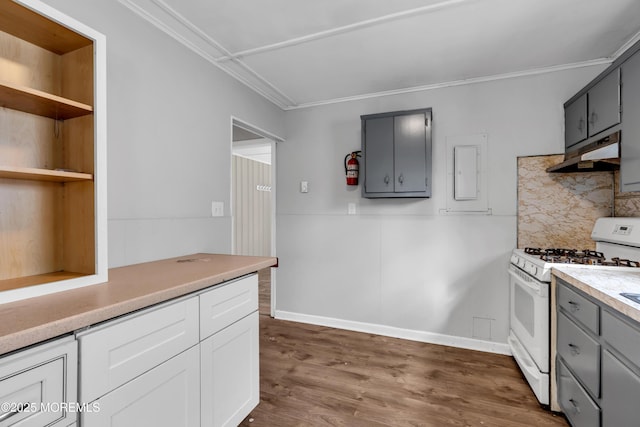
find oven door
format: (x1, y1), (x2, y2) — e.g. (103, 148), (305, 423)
(509, 264), (549, 373)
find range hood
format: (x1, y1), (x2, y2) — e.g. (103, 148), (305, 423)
(546, 132), (620, 173)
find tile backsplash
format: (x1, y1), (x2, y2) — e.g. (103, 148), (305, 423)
(517, 156), (640, 249)
(614, 170), (640, 217)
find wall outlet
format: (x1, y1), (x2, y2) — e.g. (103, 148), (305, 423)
(348, 203), (357, 215)
(300, 181), (309, 193)
(211, 201), (224, 217)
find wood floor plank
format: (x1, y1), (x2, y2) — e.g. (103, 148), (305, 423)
(245, 274), (566, 426)
(240, 316), (567, 427)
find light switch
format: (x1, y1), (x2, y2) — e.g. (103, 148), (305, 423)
(211, 201), (224, 217)
(300, 181), (308, 193)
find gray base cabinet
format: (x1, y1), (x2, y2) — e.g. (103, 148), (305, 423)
(556, 278), (640, 427)
(361, 108), (432, 198)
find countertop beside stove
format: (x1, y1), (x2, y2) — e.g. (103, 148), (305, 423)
(552, 265), (640, 323)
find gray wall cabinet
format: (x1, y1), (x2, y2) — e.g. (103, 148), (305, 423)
(621, 50), (640, 192)
(361, 108), (432, 198)
(564, 69), (620, 153)
(556, 278), (640, 427)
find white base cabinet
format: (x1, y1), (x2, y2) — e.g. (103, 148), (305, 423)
(82, 346), (200, 427)
(76, 274), (259, 427)
(201, 311), (259, 427)
(0, 336), (77, 427)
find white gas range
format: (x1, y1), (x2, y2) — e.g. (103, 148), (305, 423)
(508, 217), (640, 406)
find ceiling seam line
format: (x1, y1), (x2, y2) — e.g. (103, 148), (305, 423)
(217, 0), (477, 60)
(283, 58), (613, 111)
(118, 0), (296, 108)
(148, 0), (297, 106)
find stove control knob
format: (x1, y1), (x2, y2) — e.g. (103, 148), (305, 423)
(510, 254), (519, 265)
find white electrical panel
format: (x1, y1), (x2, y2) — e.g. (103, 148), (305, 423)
(454, 145), (479, 200)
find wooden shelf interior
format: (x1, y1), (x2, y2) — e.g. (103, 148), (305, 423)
(0, 166), (93, 182)
(0, 80), (93, 119)
(0, 2), (97, 288)
(0, 1), (92, 54)
(0, 271), (88, 293)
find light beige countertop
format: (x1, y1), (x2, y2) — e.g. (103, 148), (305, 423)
(0, 253), (277, 355)
(552, 265), (640, 323)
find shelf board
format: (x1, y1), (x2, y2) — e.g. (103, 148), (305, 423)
(0, 166), (93, 182)
(0, 1), (92, 54)
(0, 271), (88, 293)
(0, 81), (93, 120)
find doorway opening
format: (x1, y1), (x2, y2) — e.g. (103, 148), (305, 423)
(231, 118), (279, 317)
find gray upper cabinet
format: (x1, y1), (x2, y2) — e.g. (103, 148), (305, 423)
(588, 69), (620, 137)
(621, 50), (640, 192)
(565, 94), (588, 149)
(564, 69), (620, 152)
(361, 108), (432, 198)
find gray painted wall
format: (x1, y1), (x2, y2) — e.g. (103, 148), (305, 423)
(42, 0), (284, 267)
(40, 0), (611, 348)
(276, 66), (608, 347)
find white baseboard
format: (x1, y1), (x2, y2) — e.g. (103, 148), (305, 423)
(274, 310), (511, 356)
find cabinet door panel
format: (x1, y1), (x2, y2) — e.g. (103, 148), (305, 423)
(363, 116), (394, 193)
(394, 113), (427, 193)
(601, 350), (640, 427)
(621, 51), (640, 192)
(588, 69), (620, 136)
(82, 345), (200, 427)
(78, 297), (199, 403)
(565, 94), (587, 149)
(201, 311), (259, 427)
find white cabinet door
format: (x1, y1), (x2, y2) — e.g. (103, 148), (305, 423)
(82, 346), (200, 427)
(200, 311), (259, 427)
(0, 336), (77, 427)
(77, 297), (199, 404)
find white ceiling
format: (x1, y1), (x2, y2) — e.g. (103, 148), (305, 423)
(120, 0), (640, 110)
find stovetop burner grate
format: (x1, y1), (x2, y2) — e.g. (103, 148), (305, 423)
(523, 247), (640, 267)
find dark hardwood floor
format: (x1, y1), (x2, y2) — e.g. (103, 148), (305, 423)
(242, 269), (567, 427)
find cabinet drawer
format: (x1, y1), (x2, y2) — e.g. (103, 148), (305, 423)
(200, 274), (258, 340)
(78, 296), (199, 403)
(602, 309), (640, 370)
(558, 282), (599, 334)
(0, 337), (77, 426)
(557, 311), (600, 398)
(557, 358), (600, 427)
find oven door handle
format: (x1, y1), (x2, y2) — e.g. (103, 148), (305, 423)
(508, 268), (543, 295)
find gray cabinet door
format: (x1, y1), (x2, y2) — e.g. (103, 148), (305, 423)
(361, 108), (432, 198)
(363, 116), (394, 194)
(601, 350), (640, 427)
(588, 69), (620, 137)
(394, 113), (427, 193)
(621, 51), (640, 192)
(565, 94), (588, 149)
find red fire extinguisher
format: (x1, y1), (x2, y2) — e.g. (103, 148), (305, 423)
(344, 151), (362, 185)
